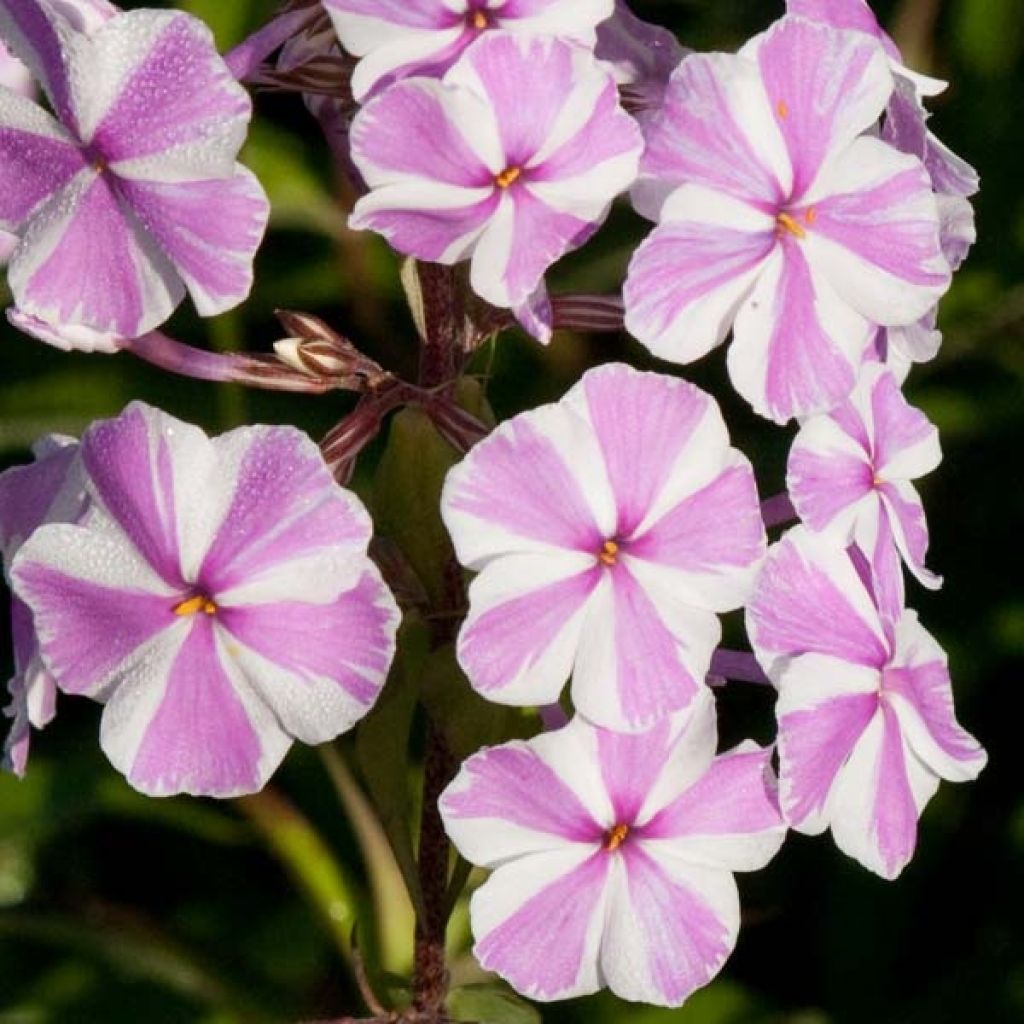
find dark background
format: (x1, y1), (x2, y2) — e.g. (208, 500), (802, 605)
(0, 1), (1020, 1021)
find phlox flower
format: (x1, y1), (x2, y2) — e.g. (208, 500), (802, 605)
(746, 526), (986, 879)
(349, 31), (642, 342)
(441, 363), (766, 732)
(11, 402), (400, 797)
(0, 0), (269, 351)
(0, 435), (86, 775)
(788, 364), (942, 587)
(440, 693), (786, 1005)
(322, 0), (614, 102)
(623, 15), (950, 424)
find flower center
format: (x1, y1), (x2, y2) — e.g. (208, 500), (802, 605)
(598, 539), (619, 566)
(776, 208), (817, 240)
(605, 823), (630, 852)
(494, 165), (522, 189)
(173, 594), (218, 617)
(468, 7), (490, 30)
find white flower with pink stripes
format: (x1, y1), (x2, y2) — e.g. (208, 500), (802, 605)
(0, 0), (269, 350)
(322, 0), (614, 101)
(348, 31), (642, 342)
(623, 15), (951, 423)
(788, 364), (942, 588)
(440, 694), (786, 1004)
(10, 403), (400, 797)
(747, 527), (985, 879)
(441, 363), (765, 732)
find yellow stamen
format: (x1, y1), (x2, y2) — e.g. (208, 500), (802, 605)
(598, 539), (619, 567)
(804, 206), (817, 225)
(777, 212), (807, 239)
(173, 595), (218, 617)
(605, 823), (629, 852)
(776, 100), (789, 119)
(495, 166), (521, 189)
(471, 9), (488, 29)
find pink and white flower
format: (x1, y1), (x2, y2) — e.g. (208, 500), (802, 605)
(0, 0), (269, 350)
(322, 0), (614, 102)
(788, 364), (942, 587)
(11, 402), (400, 797)
(0, 435), (86, 775)
(349, 31), (642, 342)
(441, 363), (765, 732)
(623, 15), (951, 423)
(746, 527), (986, 879)
(440, 694), (786, 1005)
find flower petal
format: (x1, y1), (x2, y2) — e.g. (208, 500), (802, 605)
(8, 171), (184, 338)
(114, 165), (269, 317)
(751, 15), (892, 198)
(0, 86), (85, 231)
(805, 137), (950, 325)
(103, 617), (291, 798)
(471, 848), (611, 1001)
(624, 186), (775, 364)
(601, 848), (737, 1006)
(219, 566), (399, 744)
(728, 238), (872, 423)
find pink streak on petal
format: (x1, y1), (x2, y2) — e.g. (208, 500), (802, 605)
(630, 463), (765, 577)
(871, 702), (919, 876)
(610, 564), (700, 727)
(0, 440), (79, 556)
(786, 0), (901, 60)
(529, 77), (637, 183)
(12, 560), (174, 696)
(779, 691), (878, 826)
(201, 428), (367, 594)
(448, 417), (604, 552)
(813, 166), (948, 288)
(620, 845), (733, 1005)
(464, 33), (574, 167)
(130, 618), (263, 796)
(219, 571), (395, 708)
(475, 852), (609, 999)
(581, 366), (709, 537)
(878, 481), (929, 572)
(885, 661), (982, 770)
(757, 17), (884, 197)
(502, 187), (593, 306)
(0, 0), (76, 127)
(0, 117), (85, 229)
(642, 54), (784, 207)
(443, 745), (601, 842)
(787, 447), (872, 531)
(91, 13), (250, 166)
(870, 371), (934, 473)
(762, 239), (858, 423)
(459, 568), (600, 694)
(596, 719), (672, 823)
(623, 219), (774, 362)
(749, 534), (888, 666)
(352, 80), (493, 187)
(82, 405), (182, 586)
(830, 398), (871, 451)
(644, 745), (781, 840)
(355, 192), (499, 262)
(324, 0), (458, 30)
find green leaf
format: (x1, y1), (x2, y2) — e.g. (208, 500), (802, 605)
(447, 984), (541, 1024)
(371, 409), (460, 607)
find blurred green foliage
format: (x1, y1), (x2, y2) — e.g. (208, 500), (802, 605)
(1, 1), (1022, 1021)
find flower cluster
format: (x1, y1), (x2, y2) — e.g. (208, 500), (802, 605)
(0, 0), (987, 1015)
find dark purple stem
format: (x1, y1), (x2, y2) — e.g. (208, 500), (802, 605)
(224, 7), (321, 81)
(761, 492), (798, 529)
(125, 332), (331, 393)
(709, 649), (771, 686)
